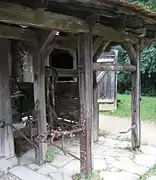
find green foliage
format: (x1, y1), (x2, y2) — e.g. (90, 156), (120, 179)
(46, 149), (54, 162)
(127, 0), (156, 12)
(115, 44), (156, 96)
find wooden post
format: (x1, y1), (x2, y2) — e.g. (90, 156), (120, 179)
(131, 45), (141, 150)
(93, 71), (99, 142)
(33, 47), (47, 164)
(0, 38), (14, 157)
(78, 33), (93, 176)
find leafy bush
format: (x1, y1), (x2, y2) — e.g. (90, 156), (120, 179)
(115, 44), (156, 96)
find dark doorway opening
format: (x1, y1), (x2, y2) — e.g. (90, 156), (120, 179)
(50, 49), (74, 81)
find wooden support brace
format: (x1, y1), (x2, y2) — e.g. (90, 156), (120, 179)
(131, 45), (141, 150)
(39, 30), (56, 56)
(0, 38), (14, 157)
(78, 33), (93, 176)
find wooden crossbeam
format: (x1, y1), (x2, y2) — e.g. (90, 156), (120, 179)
(46, 67), (78, 77)
(0, 1), (134, 42)
(93, 63), (136, 72)
(0, 24), (37, 42)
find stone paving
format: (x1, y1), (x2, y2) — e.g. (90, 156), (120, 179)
(1, 136), (156, 180)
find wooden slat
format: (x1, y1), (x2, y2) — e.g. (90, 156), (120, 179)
(0, 1), (133, 42)
(78, 33), (93, 176)
(0, 38), (14, 157)
(0, 24), (37, 42)
(93, 63), (136, 72)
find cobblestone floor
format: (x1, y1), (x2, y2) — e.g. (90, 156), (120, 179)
(1, 136), (156, 180)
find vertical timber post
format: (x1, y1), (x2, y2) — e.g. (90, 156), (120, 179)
(33, 46), (47, 164)
(0, 38), (14, 157)
(78, 33), (93, 176)
(131, 45), (141, 150)
(93, 71), (99, 142)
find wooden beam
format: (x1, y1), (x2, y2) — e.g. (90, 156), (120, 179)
(46, 67), (78, 77)
(78, 33), (93, 176)
(131, 45), (141, 150)
(0, 1), (134, 42)
(39, 30), (56, 55)
(56, 68), (78, 77)
(0, 24), (37, 42)
(50, 0), (156, 23)
(93, 63), (136, 72)
(0, 38), (14, 157)
(33, 46), (47, 165)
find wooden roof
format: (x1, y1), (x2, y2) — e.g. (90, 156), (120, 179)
(0, 0), (156, 42)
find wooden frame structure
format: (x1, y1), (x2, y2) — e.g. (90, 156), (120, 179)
(0, 0), (156, 177)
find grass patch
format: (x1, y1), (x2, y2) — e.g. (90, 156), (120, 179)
(102, 94), (156, 120)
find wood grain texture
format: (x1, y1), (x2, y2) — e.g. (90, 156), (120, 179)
(0, 38), (14, 157)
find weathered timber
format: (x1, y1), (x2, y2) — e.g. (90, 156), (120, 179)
(0, 1), (133, 42)
(93, 36), (104, 56)
(93, 71), (99, 142)
(0, 24), (37, 42)
(0, 38), (14, 157)
(46, 67), (78, 77)
(78, 33), (93, 176)
(39, 30), (56, 55)
(33, 47), (47, 165)
(56, 68), (78, 77)
(131, 45), (141, 149)
(93, 63), (136, 72)
(49, 0), (156, 24)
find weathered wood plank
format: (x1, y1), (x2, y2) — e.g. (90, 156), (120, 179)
(33, 47), (47, 164)
(0, 1), (133, 41)
(131, 45), (141, 149)
(78, 33), (93, 176)
(93, 63), (136, 72)
(0, 38), (14, 157)
(0, 24), (37, 42)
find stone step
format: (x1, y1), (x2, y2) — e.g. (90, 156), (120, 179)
(9, 166), (52, 180)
